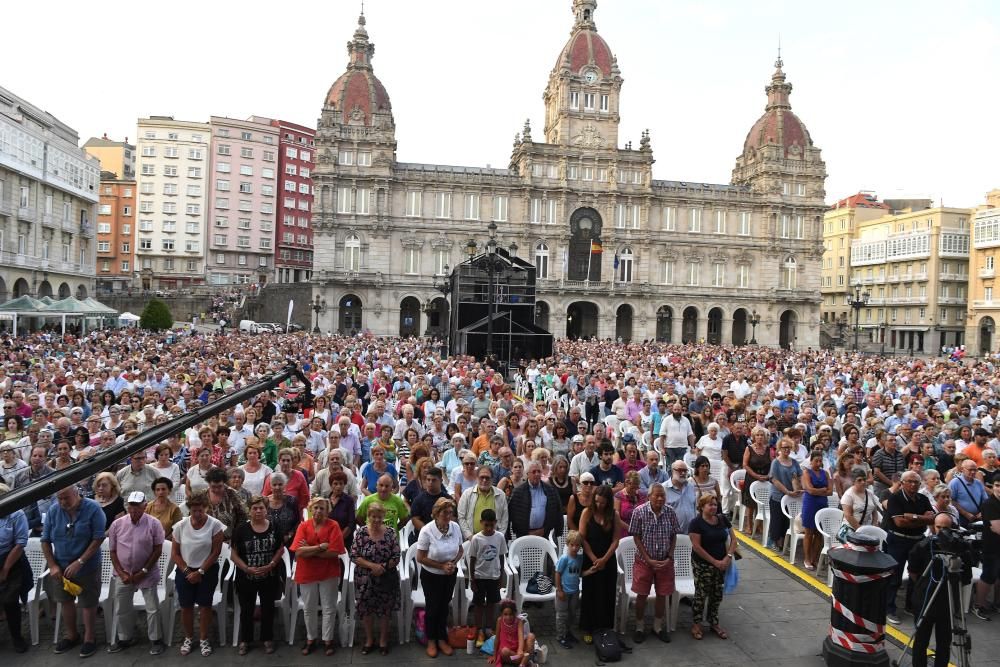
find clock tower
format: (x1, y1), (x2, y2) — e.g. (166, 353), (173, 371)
(543, 0), (622, 150)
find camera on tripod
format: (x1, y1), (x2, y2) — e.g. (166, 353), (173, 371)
(932, 523), (983, 561)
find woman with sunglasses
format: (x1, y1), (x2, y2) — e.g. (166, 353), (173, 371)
(567, 471), (596, 532)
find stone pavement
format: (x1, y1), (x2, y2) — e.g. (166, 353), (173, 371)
(8, 544), (996, 665)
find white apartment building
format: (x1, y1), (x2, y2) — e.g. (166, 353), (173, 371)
(135, 117), (210, 290)
(0, 85), (99, 302)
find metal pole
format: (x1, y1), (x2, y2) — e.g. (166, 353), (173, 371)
(487, 255), (494, 359)
(853, 304), (861, 351)
(0, 363), (311, 517)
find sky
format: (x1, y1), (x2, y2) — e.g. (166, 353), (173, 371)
(6, 0), (999, 207)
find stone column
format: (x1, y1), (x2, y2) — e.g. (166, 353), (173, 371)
(697, 316), (708, 343)
(671, 313), (683, 344)
(721, 318), (734, 346)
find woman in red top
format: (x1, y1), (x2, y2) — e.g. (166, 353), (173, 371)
(292, 497), (345, 656)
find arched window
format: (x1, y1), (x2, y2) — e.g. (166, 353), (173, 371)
(617, 247), (634, 283)
(781, 255), (797, 289)
(534, 241), (549, 279)
(344, 234), (360, 271)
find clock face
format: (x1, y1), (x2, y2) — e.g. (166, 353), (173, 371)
(584, 70), (597, 84)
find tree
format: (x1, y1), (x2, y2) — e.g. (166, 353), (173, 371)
(140, 298), (173, 331)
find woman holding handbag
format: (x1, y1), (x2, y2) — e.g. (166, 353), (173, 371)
(688, 494), (737, 640)
(351, 501), (401, 655)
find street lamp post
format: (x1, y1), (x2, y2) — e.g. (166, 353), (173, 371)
(466, 222), (516, 364)
(749, 310), (761, 345)
(312, 294), (325, 334)
(846, 283), (870, 351)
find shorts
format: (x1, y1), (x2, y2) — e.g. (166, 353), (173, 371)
(47, 568), (100, 608)
(981, 552), (1000, 586)
(175, 563), (220, 608)
(632, 557), (675, 597)
(472, 578), (501, 606)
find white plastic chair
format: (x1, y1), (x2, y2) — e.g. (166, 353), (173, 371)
(400, 542), (426, 642)
(814, 508), (842, 585)
(828, 493), (840, 508)
(668, 534), (695, 632)
(399, 521), (415, 549)
(730, 469), (746, 530)
(109, 539), (174, 645)
(164, 542), (233, 646)
(748, 481), (771, 542)
(230, 547), (290, 646)
(505, 535), (558, 612)
(780, 494), (804, 564)
(25, 537), (50, 645)
(286, 550), (352, 646)
(855, 525), (887, 545)
(548, 518), (568, 559)
(454, 540), (473, 627)
(614, 536), (638, 632)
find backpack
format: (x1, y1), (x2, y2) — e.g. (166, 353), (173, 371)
(413, 608), (427, 645)
(594, 629), (627, 664)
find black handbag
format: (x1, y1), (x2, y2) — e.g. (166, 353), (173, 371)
(372, 565), (399, 593)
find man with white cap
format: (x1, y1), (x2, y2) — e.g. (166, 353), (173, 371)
(107, 491), (166, 654)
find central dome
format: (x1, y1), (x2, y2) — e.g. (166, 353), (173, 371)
(323, 14), (392, 127)
(742, 58), (812, 157)
(553, 0), (615, 77)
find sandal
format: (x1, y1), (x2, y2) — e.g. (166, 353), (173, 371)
(237, 642), (249, 656)
(199, 639), (213, 657)
(360, 643), (375, 655)
(263, 641), (275, 655)
(324, 641), (336, 656)
(379, 644), (389, 655)
(691, 625), (704, 640)
(179, 637), (194, 656)
(710, 625), (728, 640)
(301, 640), (316, 656)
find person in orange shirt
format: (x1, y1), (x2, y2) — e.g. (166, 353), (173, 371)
(963, 428), (991, 467)
(473, 419), (496, 457)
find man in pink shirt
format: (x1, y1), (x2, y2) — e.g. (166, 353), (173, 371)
(107, 492), (166, 654)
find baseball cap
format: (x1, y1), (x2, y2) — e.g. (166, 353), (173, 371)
(126, 491), (146, 504)
(622, 432), (636, 443)
(572, 434), (585, 443)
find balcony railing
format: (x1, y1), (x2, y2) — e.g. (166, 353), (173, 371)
(980, 268), (995, 279)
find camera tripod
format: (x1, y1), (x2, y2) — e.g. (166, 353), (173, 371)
(893, 551), (972, 667)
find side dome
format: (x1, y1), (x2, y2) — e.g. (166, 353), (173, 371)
(323, 14), (392, 126)
(742, 58), (813, 157)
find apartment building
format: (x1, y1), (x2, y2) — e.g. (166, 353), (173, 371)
(94, 173), (136, 292)
(966, 188), (1000, 355)
(0, 85), (98, 302)
(849, 206), (972, 353)
(207, 116), (279, 286)
(821, 193), (890, 323)
(83, 134), (135, 179)
(135, 117), (210, 290)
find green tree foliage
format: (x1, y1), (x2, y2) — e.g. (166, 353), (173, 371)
(139, 298), (173, 331)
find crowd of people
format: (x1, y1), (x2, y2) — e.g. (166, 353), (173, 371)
(0, 328), (998, 662)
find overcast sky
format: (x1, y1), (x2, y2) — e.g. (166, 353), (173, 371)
(7, 0), (998, 207)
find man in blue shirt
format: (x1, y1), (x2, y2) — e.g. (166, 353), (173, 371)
(589, 441), (625, 492)
(42, 485), (106, 658)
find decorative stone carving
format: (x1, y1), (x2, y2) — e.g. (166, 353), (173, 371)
(571, 123), (607, 149)
(400, 236), (424, 249)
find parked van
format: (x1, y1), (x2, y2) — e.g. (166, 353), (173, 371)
(239, 320), (257, 333)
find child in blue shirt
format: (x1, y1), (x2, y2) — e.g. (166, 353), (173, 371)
(554, 530), (583, 648)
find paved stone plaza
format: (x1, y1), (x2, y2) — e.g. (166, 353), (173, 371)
(13, 544), (998, 666)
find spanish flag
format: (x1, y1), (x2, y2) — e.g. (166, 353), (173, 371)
(590, 241), (603, 254)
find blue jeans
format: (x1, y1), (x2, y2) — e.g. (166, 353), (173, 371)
(885, 533), (920, 614)
(664, 448), (687, 466)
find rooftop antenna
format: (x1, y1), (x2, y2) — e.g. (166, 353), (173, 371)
(776, 34), (783, 67)
(360, 0), (364, 15)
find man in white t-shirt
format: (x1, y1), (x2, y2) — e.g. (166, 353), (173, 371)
(569, 435), (599, 489)
(658, 403), (694, 466)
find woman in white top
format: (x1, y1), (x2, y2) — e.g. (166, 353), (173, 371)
(695, 423), (724, 462)
(171, 492), (225, 656)
(415, 497), (463, 658)
(839, 468), (880, 537)
(239, 441), (272, 496)
(151, 444), (182, 489)
(186, 447), (214, 499)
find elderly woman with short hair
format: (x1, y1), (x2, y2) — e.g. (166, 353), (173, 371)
(416, 497), (463, 658)
(265, 471), (300, 549)
(292, 497), (346, 656)
(351, 501), (401, 655)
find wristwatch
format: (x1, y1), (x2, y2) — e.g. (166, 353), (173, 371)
(197, 568), (206, 575)
(140, 567), (149, 574)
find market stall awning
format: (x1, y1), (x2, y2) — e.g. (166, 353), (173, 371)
(0, 295), (47, 312)
(81, 298), (118, 315)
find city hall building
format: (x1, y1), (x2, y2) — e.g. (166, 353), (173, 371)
(312, 1), (827, 348)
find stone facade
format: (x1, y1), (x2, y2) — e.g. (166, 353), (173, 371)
(312, 1), (827, 348)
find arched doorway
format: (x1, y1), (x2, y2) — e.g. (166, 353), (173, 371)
(566, 301), (598, 339)
(682, 306), (698, 344)
(567, 208), (603, 281)
(779, 310), (797, 349)
(76, 284), (88, 299)
(0, 277), (7, 303)
(656, 306), (672, 342)
(615, 305), (633, 342)
(13, 279), (30, 298)
(732, 308), (748, 346)
(707, 308), (723, 345)
(399, 296), (420, 337)
(58, 282), (71, 298)
(426, 297), (449, 339)
(535, 301), (550, 332)
(338, 294), (363, 334)
(980, 317), (995, 356)
(38, 281), (53, 298)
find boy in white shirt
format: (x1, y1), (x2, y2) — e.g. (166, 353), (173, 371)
(467, 508), (507, 646)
